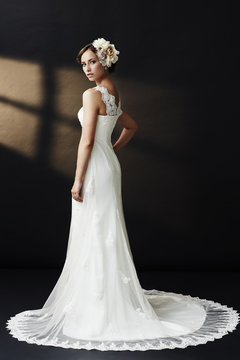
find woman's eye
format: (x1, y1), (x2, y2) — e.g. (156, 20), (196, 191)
(82, 61), (95, 67)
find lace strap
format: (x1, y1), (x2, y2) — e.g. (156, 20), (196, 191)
(95, 86), (122, 116)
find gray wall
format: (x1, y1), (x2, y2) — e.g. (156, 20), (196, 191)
(0, 0), (239, 270)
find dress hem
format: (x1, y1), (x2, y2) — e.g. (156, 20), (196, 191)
(6, 289), (240, 352)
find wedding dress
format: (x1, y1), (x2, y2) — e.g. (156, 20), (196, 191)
(6, 85), (239, 351)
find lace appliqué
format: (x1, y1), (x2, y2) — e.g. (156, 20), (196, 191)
(95, 86), (122, 116)
(119, 271), (131, 284)
(135, 307), (147, 318)
(105, 230), (115, 247)
(85, 176), (94, 194)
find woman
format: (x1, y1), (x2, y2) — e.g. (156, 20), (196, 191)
(71, 39), (138, 204)
(6, 38), (239, 351)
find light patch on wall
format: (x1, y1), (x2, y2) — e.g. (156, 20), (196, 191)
(0, 102), (40, 157)
(54, 66), (86, 118)
(50, 66), (87, 177)
(0, 56), (43, 106)
(0, 56), (43, 157)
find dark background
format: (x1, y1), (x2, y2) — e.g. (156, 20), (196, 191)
(0, 0), (239, 270)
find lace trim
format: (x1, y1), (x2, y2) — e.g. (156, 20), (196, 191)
(6, 290), (240, 351)
(95, 86), (122, 116)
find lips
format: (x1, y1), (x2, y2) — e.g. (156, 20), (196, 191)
(87, 73), (93, 77)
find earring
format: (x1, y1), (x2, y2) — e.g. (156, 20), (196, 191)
(104, 65), (108, 70)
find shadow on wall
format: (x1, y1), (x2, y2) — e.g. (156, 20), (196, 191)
(0, 143), (72, 268)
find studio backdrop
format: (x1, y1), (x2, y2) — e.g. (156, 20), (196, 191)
(0, 0), (238, 270)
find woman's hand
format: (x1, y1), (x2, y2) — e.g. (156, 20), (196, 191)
(71, 180), (83, 202)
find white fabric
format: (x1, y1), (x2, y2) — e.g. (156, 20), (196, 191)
(6, 86), (239, 351)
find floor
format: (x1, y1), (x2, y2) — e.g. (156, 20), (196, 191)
(1, 269), (239, 360)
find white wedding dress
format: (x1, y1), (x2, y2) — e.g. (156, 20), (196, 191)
(6, 86), (239, 351)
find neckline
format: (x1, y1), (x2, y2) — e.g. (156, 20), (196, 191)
(95, 85), (120, 109)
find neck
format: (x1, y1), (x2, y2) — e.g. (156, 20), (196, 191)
(95, 73), (114, 89)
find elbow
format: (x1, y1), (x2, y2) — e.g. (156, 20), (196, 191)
(82, 139), (94, 148)
(127, 125), (138, 133)
(133, 124), (139, 132)
(132, 120), (139, 132)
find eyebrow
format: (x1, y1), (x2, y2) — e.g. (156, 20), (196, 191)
(81, 58), (96, 64)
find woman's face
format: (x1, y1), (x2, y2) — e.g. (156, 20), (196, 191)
(81, 49), (105, 81)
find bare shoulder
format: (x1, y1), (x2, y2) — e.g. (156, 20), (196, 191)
(82, 88), (100, 108)
(82, 87), (99, 99)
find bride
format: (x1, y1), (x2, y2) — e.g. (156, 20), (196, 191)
(6, 37), (239, 351)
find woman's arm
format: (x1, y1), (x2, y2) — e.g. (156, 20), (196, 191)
(113, 111), (139, 152)
(71, 89), (98, 202)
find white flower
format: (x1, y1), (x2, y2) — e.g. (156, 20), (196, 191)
(92, 37), (120, 68)
(92, 37), (110, 51)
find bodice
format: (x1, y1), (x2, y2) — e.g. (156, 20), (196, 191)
(77, 86), (123, 146)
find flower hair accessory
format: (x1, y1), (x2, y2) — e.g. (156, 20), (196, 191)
(92, 37), (120, 69)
